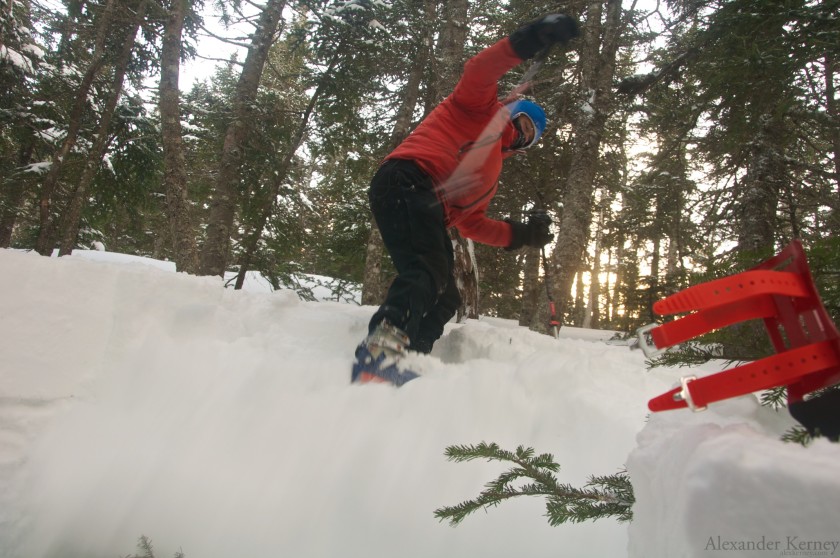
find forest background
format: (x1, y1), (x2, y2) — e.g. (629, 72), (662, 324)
(2, 0), (840, 352)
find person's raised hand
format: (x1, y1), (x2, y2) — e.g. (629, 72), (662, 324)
(509, 14), (580, 60)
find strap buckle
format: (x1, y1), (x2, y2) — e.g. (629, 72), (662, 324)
(641, 240), (840, 428)
(673, 375), (707, 412)
(635, 323), (665, 358)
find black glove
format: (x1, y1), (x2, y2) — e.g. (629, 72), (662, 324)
(509, 14), (580, 60)
(506, 213), (554, 250)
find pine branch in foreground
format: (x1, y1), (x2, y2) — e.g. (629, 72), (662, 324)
(434, 442), (634, 527)
(759, 386), (787, 410)
(122, 535), (185, 558)
(781, 425), (813, 446)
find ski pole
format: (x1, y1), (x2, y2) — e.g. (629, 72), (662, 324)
(541, 246), (560, 339)
(502, 46), (553, 103)
(521, 46), (552, 85)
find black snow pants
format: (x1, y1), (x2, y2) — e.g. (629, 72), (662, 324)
(368, 159), (461, 354)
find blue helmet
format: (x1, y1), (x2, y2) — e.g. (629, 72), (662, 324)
(505, 99), (547, 148)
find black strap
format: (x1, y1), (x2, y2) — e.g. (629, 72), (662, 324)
(789, 388), (840, 442)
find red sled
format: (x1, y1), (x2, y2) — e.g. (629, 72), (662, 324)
(637, 240), (840, 439)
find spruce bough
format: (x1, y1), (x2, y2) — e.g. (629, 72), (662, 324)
(434, 442), (633, 526)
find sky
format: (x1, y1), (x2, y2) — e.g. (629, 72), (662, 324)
(180, 3), (262, 91)
(1, 248), (838, 558)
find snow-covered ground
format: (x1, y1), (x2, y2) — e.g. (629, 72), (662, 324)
(1, 249), (838, 558)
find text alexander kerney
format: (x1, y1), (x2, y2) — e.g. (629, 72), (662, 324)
(706, 536), (839, 554)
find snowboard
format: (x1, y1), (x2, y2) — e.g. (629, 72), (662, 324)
(351, 345), (420, 387)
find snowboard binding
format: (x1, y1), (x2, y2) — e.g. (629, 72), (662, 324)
(352, 320), (419, 387)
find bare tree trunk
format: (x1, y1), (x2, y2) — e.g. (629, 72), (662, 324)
(535, 0), (625, 334)
(452, 228), (479, 321)
(158, 0), (199, 273)
(664, 151), (688, 295)
(583, 208), (604, 329)
(518, 248), (541, 326)
(361, 229), (387, 305)
(611, 237), (626, 330)
(826, 54), (840, 230)
(58, 0), (148, 256)
(0, 143), (34, 247)
(432, 0), (468, 104)
(35, 0), (116, 255)
(648, 235), (661, 323)
(665, 234), (681, 292)
(573, 269), (585, 326)
(736, 112), (786, 255)
(603, 246), (613, 325)
(199, 0), (285, 276)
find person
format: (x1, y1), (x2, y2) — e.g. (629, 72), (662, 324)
(352, 14), (580, 385)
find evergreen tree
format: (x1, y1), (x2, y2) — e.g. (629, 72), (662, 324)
(0, 0), (43, 246)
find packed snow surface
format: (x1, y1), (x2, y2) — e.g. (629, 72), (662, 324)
(0, 249), (838, 558)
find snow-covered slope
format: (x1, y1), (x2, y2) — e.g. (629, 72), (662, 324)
(1, 249), (838, 558)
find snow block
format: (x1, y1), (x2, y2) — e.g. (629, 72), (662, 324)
(627, 398), (840, 558)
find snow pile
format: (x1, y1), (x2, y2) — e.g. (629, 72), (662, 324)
(60, 249), (361, 301)
(628, 398), (840, 558)
(1, 249), (838, 558)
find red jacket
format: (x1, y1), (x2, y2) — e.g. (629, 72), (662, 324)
(386, 38), (525, 247)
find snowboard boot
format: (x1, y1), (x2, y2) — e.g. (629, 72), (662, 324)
(352, 320), (419, 386)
